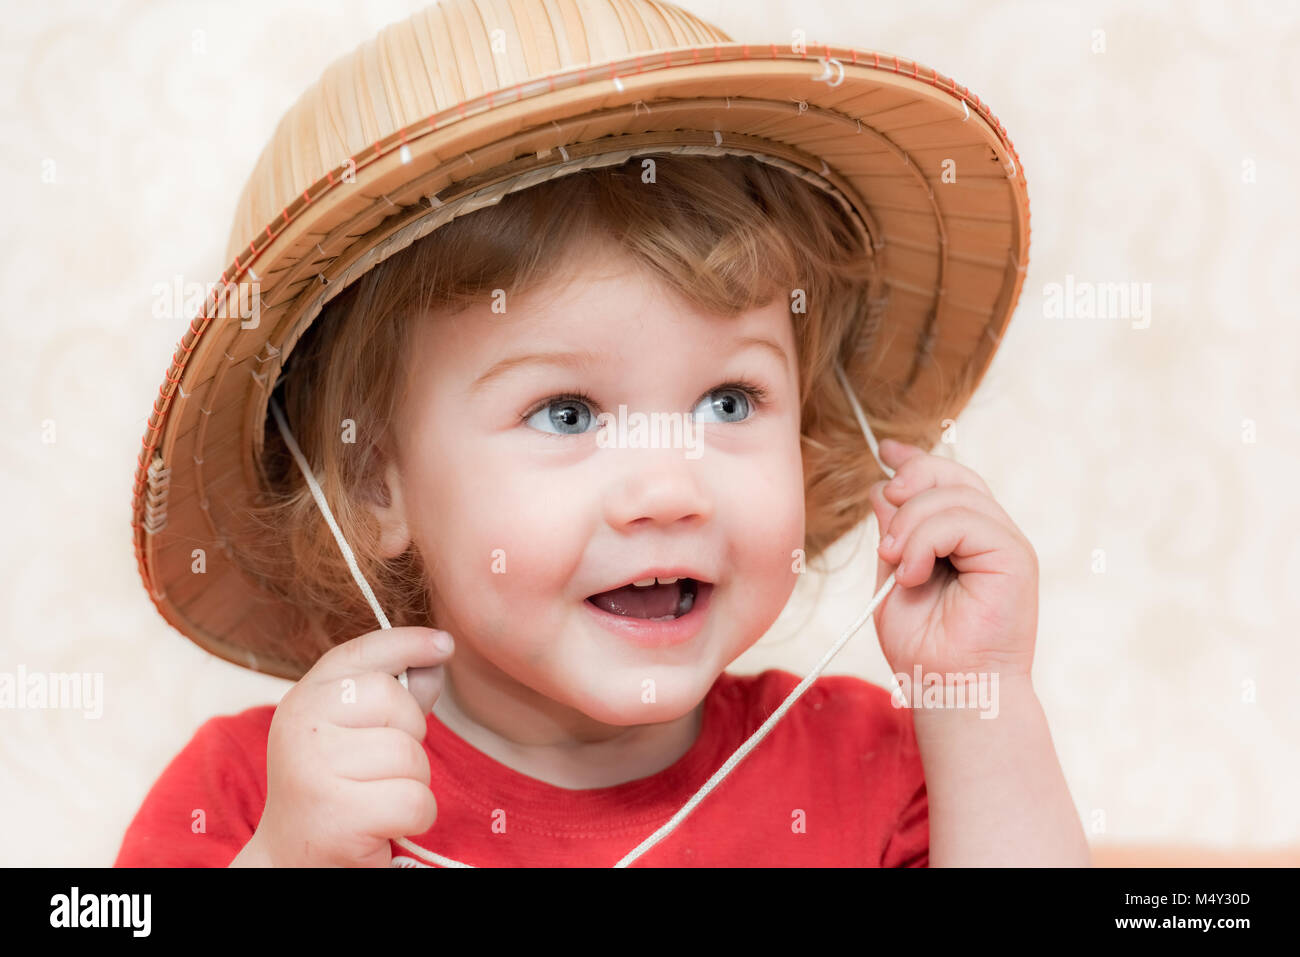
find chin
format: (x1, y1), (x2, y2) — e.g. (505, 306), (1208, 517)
(566, 668), (715, 727)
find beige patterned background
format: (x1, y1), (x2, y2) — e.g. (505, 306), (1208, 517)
(2, 0), (1297, 866)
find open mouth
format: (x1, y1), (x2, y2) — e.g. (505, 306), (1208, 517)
(586, 577), (701, 621)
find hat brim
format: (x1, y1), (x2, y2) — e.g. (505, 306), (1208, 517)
(133, 43), (1029, 680)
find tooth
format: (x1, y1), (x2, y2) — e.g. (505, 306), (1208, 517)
(657, 576), (679, 584)
(632, 577), (656, 588)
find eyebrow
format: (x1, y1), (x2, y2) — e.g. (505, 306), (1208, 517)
(468, 348), (603, 394)
(468, 334), (790, 394)
(733, 335), (792, 373)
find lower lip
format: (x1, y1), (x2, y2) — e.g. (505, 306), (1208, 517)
(583, 582), (714, 648)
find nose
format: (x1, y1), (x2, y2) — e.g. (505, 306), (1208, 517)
(602, 446), (714, 530)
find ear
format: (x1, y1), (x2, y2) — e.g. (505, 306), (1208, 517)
(369, 457), (412, 559)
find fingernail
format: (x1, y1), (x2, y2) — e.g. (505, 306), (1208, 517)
(433, 632), (453, 652)
(889, 475), (904, 490)
(896, 562), (906, 579)
(880, 534), (895, 551)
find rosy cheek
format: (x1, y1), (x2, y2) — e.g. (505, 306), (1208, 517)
(756, 464), (805, 546)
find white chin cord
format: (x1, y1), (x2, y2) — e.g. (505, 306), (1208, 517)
(268, 359), (897, 868)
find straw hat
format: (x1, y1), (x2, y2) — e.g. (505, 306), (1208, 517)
(131, 0), (1029, 681)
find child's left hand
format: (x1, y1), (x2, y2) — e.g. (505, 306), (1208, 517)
(867, 439), (1038, 682)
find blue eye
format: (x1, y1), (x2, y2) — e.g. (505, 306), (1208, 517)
(524, 394), (597, 435)
(522, 381), (769, 436)
(693, 387), (752, 424)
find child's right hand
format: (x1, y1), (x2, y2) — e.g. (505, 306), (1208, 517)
(240, 626), (455, 867)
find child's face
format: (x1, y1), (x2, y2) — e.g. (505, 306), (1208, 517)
(378, 244), (805, 729)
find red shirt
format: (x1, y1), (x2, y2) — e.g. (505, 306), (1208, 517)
(114, 669), (928, 867)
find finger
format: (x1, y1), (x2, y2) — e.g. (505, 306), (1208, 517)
(878, 486), (1017, 566)
(347, 778), (439, 841)
(879, 439), (993, 505)
(332, 726), (432, 785)
(404, 665), (445, 715)
(868, 480), (900, 594)
(868, 479), (899, 537)
(326, 670), (430, 741)
(879, 437), (929, 474)
(312, 626), (455, 685)
(892, 506), (1032, 588)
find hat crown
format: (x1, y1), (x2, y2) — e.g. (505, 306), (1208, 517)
(225, 0), (732, 264)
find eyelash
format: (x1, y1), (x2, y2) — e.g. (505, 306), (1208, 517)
(521, 379), (771, 430)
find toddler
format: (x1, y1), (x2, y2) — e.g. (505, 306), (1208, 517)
(115, 0), (1089, 868)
